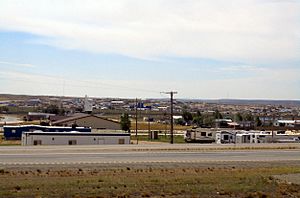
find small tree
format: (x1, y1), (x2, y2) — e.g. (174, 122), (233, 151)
(44, 105), (59, 114)
(182, 111), (193, 124)
(202, 115), (215, 127)
(192, 111), (203, 126)
(120, 113), (131, 132)
(44, 104), (66, 115)
(255, 116), (262, 127)
(235, 113), (243, 122)
(214, 110), (223, 119)
(175, 118), (185, 125)
(244, 113), (254, 121)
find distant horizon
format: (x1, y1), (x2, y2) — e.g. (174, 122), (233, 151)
(0, 92), (299, 102)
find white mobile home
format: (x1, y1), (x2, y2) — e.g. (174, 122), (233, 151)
(235, 132), (271, 144)
(274, 120), (296, 128)
(215, 131), (236, 144)
(22, 131), (130, 146)
(184, 128), (216, 143)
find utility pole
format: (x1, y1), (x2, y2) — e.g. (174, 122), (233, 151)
(148, 117), (151, 140)
(135, 98), (138, 144)
(272, 113), (275, 143)
(161, 91), (177, 144)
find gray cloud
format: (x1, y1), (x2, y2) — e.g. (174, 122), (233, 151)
(0, 0), (299, 63)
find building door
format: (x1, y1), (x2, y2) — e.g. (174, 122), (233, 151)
(118, 138), (125, 144)
(68, 140), (77, 145)
(33, 140), (42, 145)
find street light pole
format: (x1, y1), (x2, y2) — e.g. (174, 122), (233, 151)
(170, 92), (174, 144)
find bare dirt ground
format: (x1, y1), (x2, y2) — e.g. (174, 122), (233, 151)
(274, 173), (300, 185)
(1, 144), (300, 197)
(1, 161), (300, 198)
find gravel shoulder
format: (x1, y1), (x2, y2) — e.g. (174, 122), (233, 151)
(274, 173), (300, 185)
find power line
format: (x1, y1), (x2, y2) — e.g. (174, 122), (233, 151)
(135, 98), (139, 145)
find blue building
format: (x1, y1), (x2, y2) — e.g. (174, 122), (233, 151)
(4, 125), (91, 140)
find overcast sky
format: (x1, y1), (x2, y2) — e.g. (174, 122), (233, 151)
(0, 0), (299, 99)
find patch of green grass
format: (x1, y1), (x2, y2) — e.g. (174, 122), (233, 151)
(0, 166), (299, 197)
(131, 135), (185, 143)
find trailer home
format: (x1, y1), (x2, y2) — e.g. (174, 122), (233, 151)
(235, 132), (271, 144)
(184, 128), (216, 143)
(215, 131), (236, 144)
(22, 131), (130, 146)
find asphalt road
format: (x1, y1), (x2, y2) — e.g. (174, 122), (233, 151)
(0, 144), (299, 166)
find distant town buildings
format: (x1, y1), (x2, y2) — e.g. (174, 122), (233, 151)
(0, 94), (299, 131)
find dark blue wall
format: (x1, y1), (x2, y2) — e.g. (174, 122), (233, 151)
(4, 125), (91, 140)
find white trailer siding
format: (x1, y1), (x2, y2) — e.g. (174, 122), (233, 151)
(216, 131), (235, 144)
(236, 133), (271, 144)
(184, 128), (216, 143)
(22, 132), (130, 146)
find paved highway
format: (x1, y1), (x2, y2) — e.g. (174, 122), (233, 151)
(0, 144), (299, 166)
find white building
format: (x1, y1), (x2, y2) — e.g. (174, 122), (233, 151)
(235, 131), (271, 144)
(22, 131), (130, 146)
(84, 95), (93, 113)
(215, 131), (235, 144)
(184, 128), (216, 143)
(274, 120), (296, 128)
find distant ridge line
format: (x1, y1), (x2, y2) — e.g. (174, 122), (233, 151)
(0, 94), (299, 106)
(176, 99), (300, 106)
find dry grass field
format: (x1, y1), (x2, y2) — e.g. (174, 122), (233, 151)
(131, 122), (190, 131)
(0, 135), (20, 146)
(0, 166), (299, 197)
(131, 135), (186, 144)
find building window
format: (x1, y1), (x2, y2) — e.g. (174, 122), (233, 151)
(52, 138), (55, 141)
(208, 133), (212, 136)
(68, 140), (77, 145)
(223, 135), (229, 140)
(201, 132), (206, 136)
(33, 140), (42, 145)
